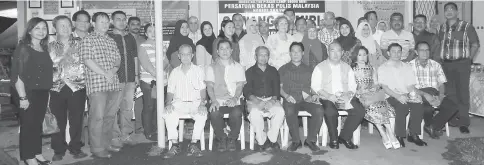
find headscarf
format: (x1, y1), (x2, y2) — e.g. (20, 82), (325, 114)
(166, 20), (195, 61)
(240, 18), (264, 51)
(335, 19), (357, 51)
(196, 21), (216, 55)
(376, 20), (387, 32)
(301, 27), (326, 66)
(239, 18), (264, 68)
(355, 22), (377, 55)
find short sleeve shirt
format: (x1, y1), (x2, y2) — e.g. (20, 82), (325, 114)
(80, 32), (121, 95)
(378, 61), (417, 96)
(380, 30), (415, 60)
(408, 59), (447, 89)
(205, 60), (246, 103)
(167, 64), (206, 102)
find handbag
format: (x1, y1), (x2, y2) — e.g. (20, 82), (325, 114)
(42, 93), (60, 135)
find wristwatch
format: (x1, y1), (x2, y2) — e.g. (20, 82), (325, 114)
(19, 97), (27, 101)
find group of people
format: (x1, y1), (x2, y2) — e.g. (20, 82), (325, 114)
(11, 2), (479, 164)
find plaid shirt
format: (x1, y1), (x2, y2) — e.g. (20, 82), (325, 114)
(49, 36), (85, 92)
(80, 32), (121, 95)
(408, 59), (447, 90)
(438, 19), (479, 60)
(318, 28), (340, 47)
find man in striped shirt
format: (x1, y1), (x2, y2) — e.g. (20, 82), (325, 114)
(163, 44), (207, 158)
(438, 2), (480, 134)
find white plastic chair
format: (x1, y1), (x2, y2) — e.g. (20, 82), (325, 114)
(167, 115), (206, 151)
(208, 114), (245, 150)
(282, 111), (325, 147)
(249, 112), (284, 150)
(321, 110), (361, 146)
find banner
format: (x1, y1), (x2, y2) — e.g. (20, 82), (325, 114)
(218, 1), (325, 35)
(82, 0), (188, 44)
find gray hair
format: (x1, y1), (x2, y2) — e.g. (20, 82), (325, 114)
(178, 44), (193, 53)
(255, 46), (270, 56)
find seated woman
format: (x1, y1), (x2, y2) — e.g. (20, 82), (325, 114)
(352, 46), (399, 149)
(335, 19), (360, 65)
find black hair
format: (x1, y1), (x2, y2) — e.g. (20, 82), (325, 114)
(217, 38), (233, 50)
(289, 42), (305, 52)
(232, 13), (243, 20)
(357, 17), (367, 25)
(414, 14), (427, 22)
(143, 23), (154, 40)
(218, 20), (238, 43)
(283, 8), (296, 15)
(92, 12), (109, 22)
(444, 2), (458, 10)
(53, 15), (72, 30)
(387, 43), (402, 51)
(351, 46), (370, 69)
(72, 10), (91, 22)
(20, 17), (49, 51)
(128, 17), (141, 24)
(390, 13), (404, 22)
(364, 11), (378, 21)
(295, 17), (306, 24)
(111, 10), (126, 20)
(255, 45), (270, 56)
(415, 41), (430, 50)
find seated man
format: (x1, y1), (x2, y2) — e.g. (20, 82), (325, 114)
(163, 44), (207, 158)
(408, 41), (458, 139)
(245, 46), (285, 151)
(311, 41), (365, 150)
(207, 39), (246, 152)
(378, 43), (426, 147)
(280, 42), (323, 152)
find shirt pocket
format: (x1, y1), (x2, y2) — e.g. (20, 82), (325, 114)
(452, 31), (465, 41)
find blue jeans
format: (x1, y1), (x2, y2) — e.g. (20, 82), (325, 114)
(88, 90), (121, 153)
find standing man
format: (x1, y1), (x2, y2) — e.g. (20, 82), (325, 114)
(258, 21), (270, 44)
(412, 14), (440, 61)
(409, 41), (458, 139)
(80, 12), (121, 158)
(292, 18), (307, 42)
(318, 11), (340, 47)
(380, 13), (416, 62)
(127, 17), (146, 46)
(439, 2), (480, 134)
(72, 10), (91, 38)
(188, 16), (202, 44)
(163, 44), (207, 158)
(232, 13), (246, 41)
(378, 43), (426, 147)
(364, 11), (379, 36)
(108, 11), (139, 148)
(245, 46), (285, 151)
(49, 15), (88, 161)
(311, 41), (364, 150)
(284, 8), (297, 35)
(207, 39), (246, 152)
(280, 42), (323, 152)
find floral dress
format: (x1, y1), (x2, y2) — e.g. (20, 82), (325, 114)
(354, 64), (395, 124)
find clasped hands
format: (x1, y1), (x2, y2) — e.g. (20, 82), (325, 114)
(209, 97), (239, 112)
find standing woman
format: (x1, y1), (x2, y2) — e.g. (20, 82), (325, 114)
(195, 21), (216, 67)
(301, 27), (328, 68)
(335, 19), (360, 65)
(239, 18), (264, 69)
(267, 15), (295, 69)
(373, 20), (387, 45)
(49, 15), (88, 161)
(212, 20), (240, 62)
(138, 23), (170, 140)
(355, 22), (385, 68)
(166, 20), (196, 68)
(11, 17), (53, 165)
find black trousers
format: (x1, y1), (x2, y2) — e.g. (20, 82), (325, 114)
(19, 90), (49, 160)
(320, 97), (365, 141)
(420, 88), (459, 130)
(140, 81), (156, 136)
(50, 86), (87, 154)
(209, 105), (243, 140)
(386, 97), (424, 137)
(283, 101), (324, 142)
(442, 59), (471, 127)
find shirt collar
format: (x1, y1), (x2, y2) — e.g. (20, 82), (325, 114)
(446, 18), (461, 28)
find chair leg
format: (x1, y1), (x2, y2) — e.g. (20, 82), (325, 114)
(240, 117), (245, 150)
(283, 120), (289, 148)
(209, 124), (214, 151)
(179, 120), (185, 143)
(302, 117), (308, 137)
(322, 121), (328, 146)
(249, 124), (254, 150)
(317, 118), (324, 146)
(353, 125), (361, 145)
(420, 120), (424, 139)
(337, 116), (342, 136)
(200, 127), (205, 151)
(369, 123), (374, 134)
(445, 122), (450, 137)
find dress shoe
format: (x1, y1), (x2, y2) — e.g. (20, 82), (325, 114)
(424, 125), (441, 139)
(106, 146), (121, 152)
(459, 126), (470, 134)
(227, 138), (237, 151)
(70, 150), (88, 159)
(396, 136), (406, 148)
(287, 141), (302, 152)
(51, 153), (64, 161)
(328, 140), (339, 149)
(407, 134), (427, 146)
(304, 140), (320, 151)
(338, 137), (358, 149)
(92, 151), (112, 158)
(271, 142), (280, 150)
(217, 137), (227, 152)
(36, 158), (52, 165)
(263, 139), (273, 151)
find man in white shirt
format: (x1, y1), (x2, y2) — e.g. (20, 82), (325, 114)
(163, 44), (207, 158)
(380, 13), (416, 62)
(311, 41), (365, 150)
(188, 16), (202, 44)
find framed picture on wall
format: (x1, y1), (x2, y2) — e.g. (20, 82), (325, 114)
(45, 20), (56, 35)
(61, 0), (74, 8)
(29, 0), (42, 8)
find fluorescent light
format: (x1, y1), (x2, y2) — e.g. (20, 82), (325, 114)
(0, 8), (17, 18)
